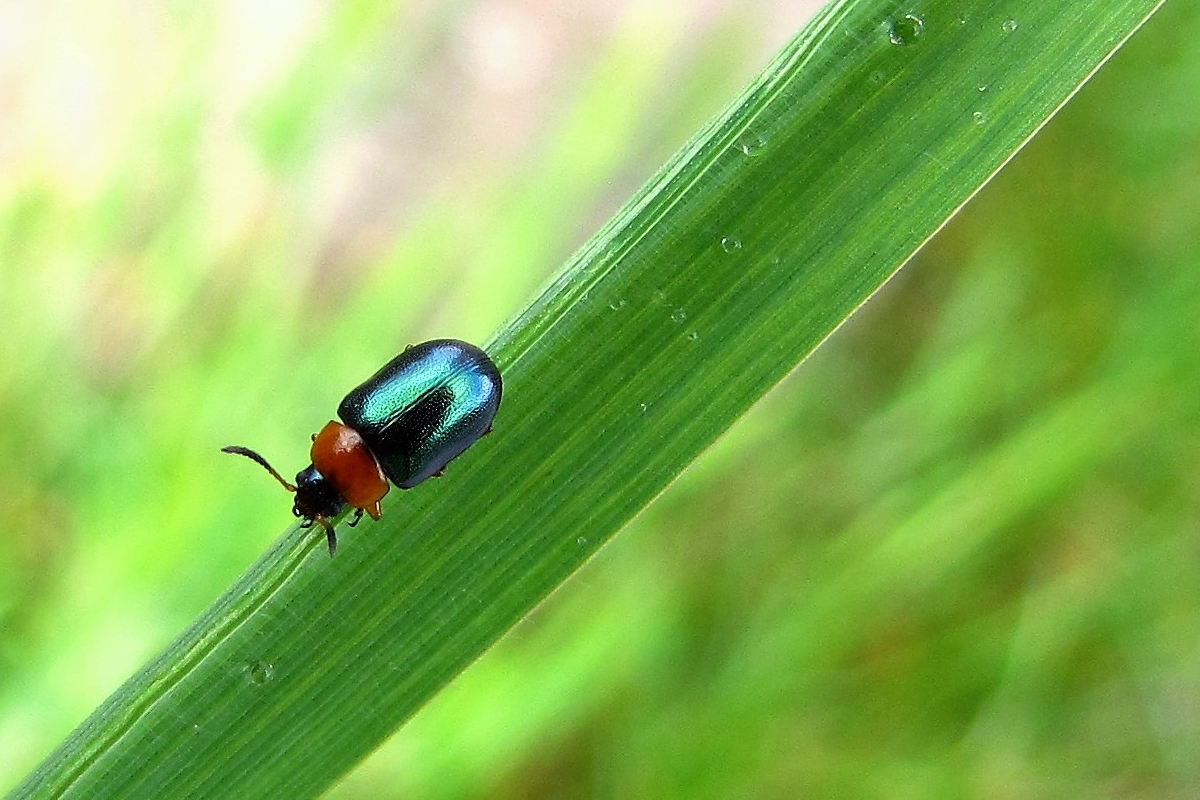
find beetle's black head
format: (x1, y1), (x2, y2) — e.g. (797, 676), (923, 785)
(221, 445), (346, 556)
(292, 464), (348, 522)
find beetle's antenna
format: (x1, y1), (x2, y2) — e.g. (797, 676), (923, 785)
(222, 446), (297, 492)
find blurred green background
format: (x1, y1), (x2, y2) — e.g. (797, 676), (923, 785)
(1, 0), (1197, 797)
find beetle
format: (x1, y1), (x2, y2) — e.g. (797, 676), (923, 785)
(224, 339), (502, 555)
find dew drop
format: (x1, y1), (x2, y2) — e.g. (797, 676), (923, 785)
(737, 133), (767, 157)
(720, 236), (742, 253)
(577, 536), (588, 547)
(671, 308), (687, 323)
(639, 403), (650, 413)
(608, 298), (627, 311)
(977, 84), (989, 93)
(246, 661), (275, 686)
(887, 14), (925, 46)
(1001, 19), (1018, 34)
(972, 110), (987, 125)
(685, 331), (699, 342)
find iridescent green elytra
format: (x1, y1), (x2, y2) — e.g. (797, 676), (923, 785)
(337, 339), (502, 489)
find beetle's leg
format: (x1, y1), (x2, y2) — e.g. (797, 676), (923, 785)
(315, 517), (338, 557)
(348, 508), (364, 528)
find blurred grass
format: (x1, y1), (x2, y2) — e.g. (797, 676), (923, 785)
(1, 0), (1197, 798)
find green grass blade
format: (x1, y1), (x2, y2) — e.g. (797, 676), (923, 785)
(10, 0), (1166, 797)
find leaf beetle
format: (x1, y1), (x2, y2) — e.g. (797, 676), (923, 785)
(224, 339), (502, 555)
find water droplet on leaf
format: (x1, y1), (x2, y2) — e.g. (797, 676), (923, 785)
(246, 661), (275, 686)
(737, 133), (767, 157)
(887, 14), (925, 46)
